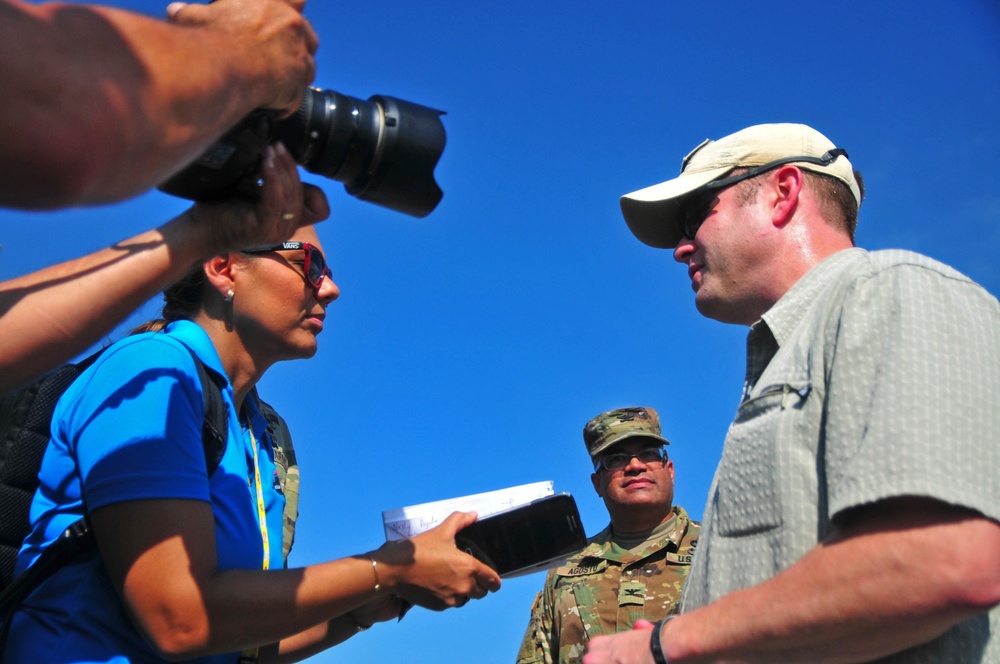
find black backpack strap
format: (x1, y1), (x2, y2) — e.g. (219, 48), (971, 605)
(0, 349), (103, 589)
(192, 355), (228, 477)
(0, 346), (229, 651)
(0, 517), (93, 646)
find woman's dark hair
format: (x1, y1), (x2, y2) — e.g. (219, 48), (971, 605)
(129, 266), (208, 336)
(161, 268), (208, 322)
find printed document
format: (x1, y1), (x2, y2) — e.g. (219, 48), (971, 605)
(382, 481), (554, 540)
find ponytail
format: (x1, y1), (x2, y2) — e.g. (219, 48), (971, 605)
(130, 266), (207, 335)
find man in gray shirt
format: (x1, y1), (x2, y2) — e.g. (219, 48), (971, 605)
(583, 123), (1000, 664)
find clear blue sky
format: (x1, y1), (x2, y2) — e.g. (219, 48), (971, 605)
(2, 1), (999, 662)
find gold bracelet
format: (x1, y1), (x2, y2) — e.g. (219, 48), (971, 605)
(366, 553), (381, 593)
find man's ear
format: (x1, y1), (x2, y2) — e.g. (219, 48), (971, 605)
(591, 472), (603, 498)
(203, 253), (239, 302)
(770, 165), (804, 227)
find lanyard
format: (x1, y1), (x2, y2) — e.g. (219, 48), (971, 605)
(239, 425), (270, 664)
(247, 426), (271, 571)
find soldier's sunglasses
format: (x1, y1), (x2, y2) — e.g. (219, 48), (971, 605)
(243, 241), (332, 291)
(680, 148), (849, 241)
(594, 447), (668, 472)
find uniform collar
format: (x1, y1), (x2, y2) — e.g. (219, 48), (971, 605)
(587, 506), (692, 562)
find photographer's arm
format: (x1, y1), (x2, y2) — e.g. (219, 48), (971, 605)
(0, 0), (318, 209)
(0, 144), (324, 394)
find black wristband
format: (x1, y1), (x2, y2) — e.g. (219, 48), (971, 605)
(650, 617), (670, 664)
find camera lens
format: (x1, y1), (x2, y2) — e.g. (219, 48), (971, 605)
(157, 88), (447, 217)
(274, 88), (446, 218)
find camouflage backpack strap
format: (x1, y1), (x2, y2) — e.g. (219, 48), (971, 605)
(251, 390), (299, 564)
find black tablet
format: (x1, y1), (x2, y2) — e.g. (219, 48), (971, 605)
(455, 493), (587, 577)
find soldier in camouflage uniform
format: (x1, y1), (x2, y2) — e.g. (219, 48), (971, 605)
(516, 407), (699, 664)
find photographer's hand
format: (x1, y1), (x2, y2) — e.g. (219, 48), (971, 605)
(166, 0), (319, 117)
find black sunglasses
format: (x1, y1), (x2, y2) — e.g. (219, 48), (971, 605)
(593, 446), (668, 472)
(243, 241), (332, 290)
(680, 148), (849, 241)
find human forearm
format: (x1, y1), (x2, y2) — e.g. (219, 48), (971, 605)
(260, 614), (372, 664)
(262, 593), (413, 663)
(100, 504), (499, 659)
(664, 501), (1000, 663)
(0, 142), (318, 394)
(96, 499), (387, 659)
(189, 559), (387, 658)
(0, 212), (212, 392)
(136, 540), (480, 658)
(0, 0), (316, 208)
(584, 500), (1000, 664)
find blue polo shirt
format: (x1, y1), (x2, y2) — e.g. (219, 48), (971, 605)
(5, 320), (286, 664)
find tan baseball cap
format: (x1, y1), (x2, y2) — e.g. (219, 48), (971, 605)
(620, 123), (861, 249)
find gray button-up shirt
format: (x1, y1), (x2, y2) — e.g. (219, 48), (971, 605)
(681, 248), (1000, 663)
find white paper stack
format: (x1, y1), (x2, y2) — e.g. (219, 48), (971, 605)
(381, 481), (554, 541)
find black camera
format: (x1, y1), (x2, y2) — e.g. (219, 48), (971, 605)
(158, 88), (446, 218)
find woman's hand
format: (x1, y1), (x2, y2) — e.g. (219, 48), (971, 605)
(188, 141), (329, 255)
(348, 593), (408, 629)
(375, 511), (502, 611)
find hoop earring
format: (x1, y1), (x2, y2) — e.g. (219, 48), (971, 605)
(224, 289), (234, 303)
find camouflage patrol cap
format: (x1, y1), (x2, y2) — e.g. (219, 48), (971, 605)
(583, 407), (670, 459)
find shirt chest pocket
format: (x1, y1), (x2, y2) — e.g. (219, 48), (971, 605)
(713, 380), (812, 538)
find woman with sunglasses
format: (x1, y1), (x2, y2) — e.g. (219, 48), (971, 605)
(6, 172), (500, 664)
